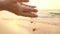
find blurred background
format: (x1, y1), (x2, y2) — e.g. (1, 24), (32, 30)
(0, 0), (60, 34)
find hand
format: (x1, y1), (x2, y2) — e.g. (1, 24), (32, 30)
(17, 3), (38, 18)
(4, 2), (38, 18)
(21, 4), (36, 8)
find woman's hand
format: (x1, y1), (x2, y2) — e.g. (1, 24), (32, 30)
(15, 3), (38, 18)
(6, 2), (38, 18)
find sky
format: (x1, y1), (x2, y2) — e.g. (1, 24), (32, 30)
(25, 0), (60, 10)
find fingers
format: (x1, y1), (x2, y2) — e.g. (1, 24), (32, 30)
(30, 8), (38, 12)
(25, 6), (38, 12)
(22, 8), (38, 13)
(17, 3), (38, 18)
(28, 6), (36, 8)
(17, 2), (38, 12)
(21, 4), (36, 8)
(20, 5), (38, 12)
(19, 8), (38, 18)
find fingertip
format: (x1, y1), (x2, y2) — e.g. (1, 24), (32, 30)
(32, 9), (38, 12)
